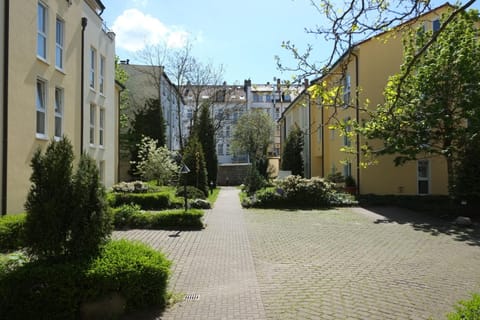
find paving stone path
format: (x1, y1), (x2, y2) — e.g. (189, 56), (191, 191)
(115, 188), (480, 319)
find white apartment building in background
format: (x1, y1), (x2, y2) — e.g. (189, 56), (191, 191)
(182, 79), (300, 165)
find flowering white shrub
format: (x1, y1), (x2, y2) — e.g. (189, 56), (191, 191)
(132, 136), (179, 186)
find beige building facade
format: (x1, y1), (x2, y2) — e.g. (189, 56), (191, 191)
(280, 4), (451, 196)
(1, 0), (118, 214)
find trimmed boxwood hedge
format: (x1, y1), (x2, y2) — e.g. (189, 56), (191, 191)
(0, 214), (26, 252)
(0, 240), (171, 319)
(113, 205), (204, 230)
(107, 192), (174, 210)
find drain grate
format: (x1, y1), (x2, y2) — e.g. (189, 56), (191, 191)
(184, 294), (200, 301)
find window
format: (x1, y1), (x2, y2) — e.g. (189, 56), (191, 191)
(275, 108), (280, 120)
(99, 56), (105, 94)
(217, 143), (224, 156)
(417, 160), (430, 195)
(90, 47), (96, 89)
(343, 74), (351, 107)
(225, 126), (231, 137)
(432, 19), (441, 32)
(36, 79), (47, 136)
(343, 162), (352, 178)
(55, 18), (64, 69)
(343, 117), (351, 147)
(330, 128), (335, 140)
(317, 124), (323, 142)
(90, 104), (96, 145)
(37, 2), (47, 60)
(54, 87), (63, 139)
(226, 144), (231, 155)
(253, 93), (262, 102)
(99, 108), (105, 146)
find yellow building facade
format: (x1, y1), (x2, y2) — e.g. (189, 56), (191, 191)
(280, 4), (451, 196)
(1, 0), (118, 214)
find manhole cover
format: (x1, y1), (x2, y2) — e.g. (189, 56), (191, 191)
(184, 294), (200, 301)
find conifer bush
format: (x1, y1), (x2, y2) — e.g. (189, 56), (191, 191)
(24, 138), (111, 261)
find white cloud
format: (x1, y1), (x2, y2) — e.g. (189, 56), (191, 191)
(112, 9), (190, 52)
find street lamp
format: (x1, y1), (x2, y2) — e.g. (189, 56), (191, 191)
(180, 163), (190, 211)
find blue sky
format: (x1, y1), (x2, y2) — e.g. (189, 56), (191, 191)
(102, 0), (479, 85)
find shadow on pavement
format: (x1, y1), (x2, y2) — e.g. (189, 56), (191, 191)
(365, 206), (480, 247)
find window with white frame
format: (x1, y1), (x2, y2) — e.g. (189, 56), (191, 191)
(99, 108), (105, 146)
(225, 125), (230, 137)
(90, 104), (96, 145)
(37, 2), (47, 60)
(90, 47), (96, 89)
(226, 144), (231, 155)
(432, 19), (441, 32)
(343, 117), (351, 147)
(54, 87), (63, 139)
(217, 143), (224, 156)
(36, 79), (47, 136)
(55, 18), (64, 69)
(343, 162), (352, 178)
(100, 56), (105, 94)
(343, 74), (351, 107)
(417, 159), (430, 195)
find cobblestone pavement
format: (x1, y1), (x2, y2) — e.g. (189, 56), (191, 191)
(115, 188), (480, 319)
(115, 187), (266, 320)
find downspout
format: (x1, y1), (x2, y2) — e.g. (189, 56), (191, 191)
(80, 17), (87, 155)
(321, 99), (325, 178)
(116, 81), (124, 182)
(351, 50), (361, 196)
(2, 0), (10, 215)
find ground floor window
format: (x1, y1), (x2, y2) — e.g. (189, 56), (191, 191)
(417, 159), (430, 195)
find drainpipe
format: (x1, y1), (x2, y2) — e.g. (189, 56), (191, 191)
(321, 95), (325, 178)
(1, 0), (10, 215)
(305, 78), (311, 178)
(351, 50), (360, 196)
(80, 17), (87, 155)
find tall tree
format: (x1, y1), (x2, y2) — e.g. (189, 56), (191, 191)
(180, 136), (208, 196)
(362, 10), (480, 196)
(231, 110), (275, 169)
(193, 103), (218, 187)
(281, 126), (304, 176)
(129, 98), (166, 175)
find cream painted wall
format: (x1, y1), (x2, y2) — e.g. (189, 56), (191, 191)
(7, 0), (83, 213)
(304, 7), (450, 195)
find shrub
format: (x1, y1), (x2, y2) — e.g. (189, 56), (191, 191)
(0, 214), (26, 252)
(24, 139), (111, 261)
(244, 166), (267, 195)
(67, 155), (112, 259)
(112, 181), (149, 193)
(24, 138), (74, 259)
(447, 293), (480, 320)
(0, 251), (29, 274)
(85, 240), (171, 311)
(242, 175), (358, 209)
(190, 199), (211, 209)
(180, 136), (208, 196)
(0, 240), (171, 319)
(113, 204), (141, 229)
(108, 192), (172, 210)
(176, 186), (206, 200)
(112, 207), (204, 230)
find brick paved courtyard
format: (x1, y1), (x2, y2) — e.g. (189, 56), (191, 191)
(116, 187), (480, 319)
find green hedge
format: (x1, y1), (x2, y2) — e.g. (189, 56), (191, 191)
(0, 214), (26, 252)
(113, 205), (204, 230)
(447, 293), (480, 320)
(107, 191), (180, 210)
(243, 176), (358, 209)
(0, 240), (171, 319)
